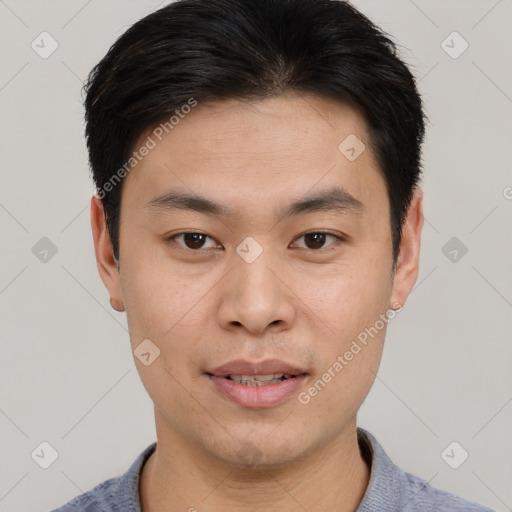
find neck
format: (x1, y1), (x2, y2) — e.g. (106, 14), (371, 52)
(140, 414), (370, 512)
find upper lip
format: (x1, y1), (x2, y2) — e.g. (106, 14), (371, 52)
(207, 359), (308, 377)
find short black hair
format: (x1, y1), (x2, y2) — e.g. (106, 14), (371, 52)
(84, 0), (426, 268)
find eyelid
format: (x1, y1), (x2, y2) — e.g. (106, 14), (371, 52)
(167, 231), (221, 250)
(290, 230), (345, 250)
(166, 230), (346, 252)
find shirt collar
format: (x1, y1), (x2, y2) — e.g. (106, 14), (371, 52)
(116, 427), (401, 511)
(356, 427), (402, 511)
(115, 440), (156, 512)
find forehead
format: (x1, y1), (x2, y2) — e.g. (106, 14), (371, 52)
(122, 92), (387, 218)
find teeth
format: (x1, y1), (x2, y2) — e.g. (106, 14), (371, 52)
(229, 373), (285, 381)
(227, 373), (293, 385)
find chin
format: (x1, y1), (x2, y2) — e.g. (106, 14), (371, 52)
(204, 427), (314, 470)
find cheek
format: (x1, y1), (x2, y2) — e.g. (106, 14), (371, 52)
(297, 273), (389, 424)
(120, 247), (200, 337)
(297, 261), (391, 394)
(120, 252), (212, 386)
(298, 339), (384, 440)
(298, 256), (392, 335)
(121, 267), (201, 409)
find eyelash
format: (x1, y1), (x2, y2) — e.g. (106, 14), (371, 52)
(166, 230), (345, 252)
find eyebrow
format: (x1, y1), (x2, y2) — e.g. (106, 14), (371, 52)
(145, 185), (364, 221)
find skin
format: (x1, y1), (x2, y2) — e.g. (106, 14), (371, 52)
(91, 91), (423, 512)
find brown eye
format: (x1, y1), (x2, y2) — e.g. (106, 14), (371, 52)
(293, 232), (342, 250)
(169, 232), (219, 250)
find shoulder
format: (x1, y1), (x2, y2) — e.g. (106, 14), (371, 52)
(356, 428), (496, 512)
(48, 476), (121, 512)
(48, 441), (157, 512)
(399, 464), (496, 511)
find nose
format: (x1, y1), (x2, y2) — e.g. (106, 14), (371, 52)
(217, 250), (297, 336)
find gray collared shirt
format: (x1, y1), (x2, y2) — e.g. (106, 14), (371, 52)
(50, 427), (496, 511)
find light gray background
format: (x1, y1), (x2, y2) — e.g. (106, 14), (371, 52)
(0, 1), (511, 511)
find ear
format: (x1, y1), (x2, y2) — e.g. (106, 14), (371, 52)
(90, 194), (125, 312)
(389, 187), (424, 310)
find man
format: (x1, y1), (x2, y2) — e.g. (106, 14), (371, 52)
(51, 0), (495, 510)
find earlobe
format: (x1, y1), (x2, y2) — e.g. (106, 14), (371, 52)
(90, 194), (126, 312)
(110, 297), (125, 312)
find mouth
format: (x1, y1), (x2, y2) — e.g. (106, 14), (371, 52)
(205, 359), (309, 408)
(218, 373), (303, 386)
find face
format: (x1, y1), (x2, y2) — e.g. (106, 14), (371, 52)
(91, 92), (422, 468)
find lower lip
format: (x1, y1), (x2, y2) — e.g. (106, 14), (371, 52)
(208, 374), (307, 408)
